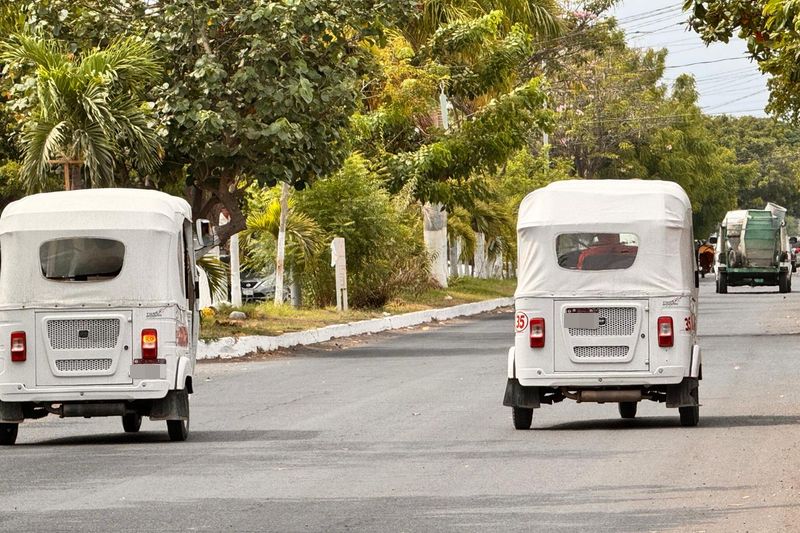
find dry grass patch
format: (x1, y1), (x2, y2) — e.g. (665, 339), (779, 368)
(201, 277), (515, 340)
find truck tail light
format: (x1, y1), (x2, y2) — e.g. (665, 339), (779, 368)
(657, 316), (674, 347)
(10, 331), (26, 362)
(530, 318), (545, 348)
(141, 329), (158, 360)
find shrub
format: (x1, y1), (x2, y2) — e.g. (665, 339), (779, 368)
(296, 153), (430, 307)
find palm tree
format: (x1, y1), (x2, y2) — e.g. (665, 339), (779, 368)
(404, 0), (562, 52)
(1, 34), (161, 191)
(243, 194), (324, 306)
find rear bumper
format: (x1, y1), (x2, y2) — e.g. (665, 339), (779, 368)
(0, 380), (170, 402)
(516, 365), (687, 387)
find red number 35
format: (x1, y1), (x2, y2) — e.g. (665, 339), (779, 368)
(515, 312), (529, 333)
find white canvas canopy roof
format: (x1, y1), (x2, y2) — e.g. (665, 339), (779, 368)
(516, 179), (695, 298)
(0, 189), (193, 307)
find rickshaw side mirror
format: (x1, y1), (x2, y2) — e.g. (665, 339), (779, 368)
(195, 219), (212, 248)
(708, 236), (717, 245)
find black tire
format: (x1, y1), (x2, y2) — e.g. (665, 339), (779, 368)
(167, 419), (189, 441)
(718, 272), (728, 294)
(679, 405), (700, 427)
(167, 391), (190, 442)
(779, 271), (789, 293)
(512, 407), (533, 430)
(122, 413), (142, 433)
(618, 402), (637, 419)
(0, 423), (18, 445)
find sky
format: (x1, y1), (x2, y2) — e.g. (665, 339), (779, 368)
(608, 0), (769, 117)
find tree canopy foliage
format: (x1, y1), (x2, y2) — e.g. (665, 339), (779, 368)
(685, 0), (800, 120)
(3, 1), (800, 306)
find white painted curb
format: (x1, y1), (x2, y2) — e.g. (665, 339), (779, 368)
(198, 297), (513, 360)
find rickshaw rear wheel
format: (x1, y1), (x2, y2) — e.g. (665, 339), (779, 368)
(167, 419), (189, 441)
(679, 406), (699, 427)
(512, 407), (533, 430)
(618, 402), (637, 419)
(0, 422), (18, 445)
(122, 413), (142, 433)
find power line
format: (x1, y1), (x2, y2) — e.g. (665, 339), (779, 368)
(702, 89), (767, 111)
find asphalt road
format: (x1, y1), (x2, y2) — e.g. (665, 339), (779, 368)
(3, 277), (800, 532)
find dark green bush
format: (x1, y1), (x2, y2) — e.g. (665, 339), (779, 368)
(296, 154), (430, 307)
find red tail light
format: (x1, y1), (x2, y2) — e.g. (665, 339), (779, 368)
(10, 331), (26, 362)
(141, 329), (158, 360)
(529, 318), (545, 348)
(657, 316), (674, 347)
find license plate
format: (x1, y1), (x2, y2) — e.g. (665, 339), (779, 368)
(242, 288), (254, 296)
(565, 308), (599, 329)
(131, 364), (165, 380)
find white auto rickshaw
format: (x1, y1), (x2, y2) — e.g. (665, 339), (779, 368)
(504, 180), (702, 428)
(0, 189), (208, 444)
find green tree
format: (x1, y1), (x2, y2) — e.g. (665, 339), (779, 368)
(1, 34), (162, 190)
(3, 0), (414, 244)
(355, 7), (556, 285)
(294, 153), (430, 308)
(709, 115), (800, 213)
(684, 0), (800, 119)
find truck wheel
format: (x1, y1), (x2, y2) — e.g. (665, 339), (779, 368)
(618, 402), (637, 419)
(512, 407), (533, 430)
(0, 423), (18, 445)
(679, 406), (699, 427)
(719, 272), (728, 294)
(779, 272), (789, 293)
(122, 413), (142, 433)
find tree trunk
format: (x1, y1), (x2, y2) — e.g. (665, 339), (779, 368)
(230, 232), (242, 307)
(474, 232), (488, 279)
(290, 270), (302, 308)
(274, 182), (290, 305)
(449, 237), (460, 278)
(423, 202), (448, 288)
(194, 176), (248, 249)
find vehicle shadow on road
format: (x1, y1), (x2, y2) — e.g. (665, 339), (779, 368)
(540, 414), (800, 431)
(20, 429), (320, 446)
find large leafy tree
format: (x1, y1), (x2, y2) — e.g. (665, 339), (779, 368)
(1, 34), (162, 190)
(543, 15), (739, 235)
(354, 5), (558, 284)
(709, 114), (800, 213)
(3, 0), (414, 244)
(684, 0), (800, 119)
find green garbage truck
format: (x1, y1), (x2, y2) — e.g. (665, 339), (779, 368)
(714, 203), (792, 294)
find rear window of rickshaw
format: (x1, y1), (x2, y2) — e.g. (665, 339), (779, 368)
(556, 233), (639, 271)
(40, 238), (125, 281)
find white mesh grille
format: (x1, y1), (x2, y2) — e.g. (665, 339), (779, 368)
(568, 307), (637, 336)
(573, 346), (629, 359)
(55, 358), (113, 372)
(47, 319), (120, 350)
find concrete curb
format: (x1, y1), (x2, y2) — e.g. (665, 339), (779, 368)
(198, 297), (513, 360)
